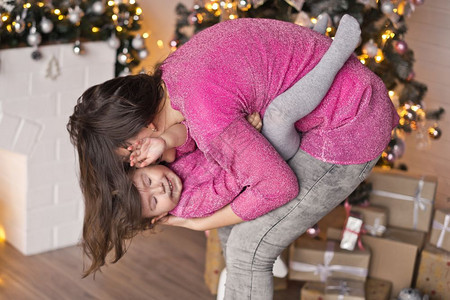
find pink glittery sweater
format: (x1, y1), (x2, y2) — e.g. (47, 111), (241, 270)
(161, 18), (399, 221)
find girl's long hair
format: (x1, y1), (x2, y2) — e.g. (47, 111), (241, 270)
(67, 72), (165, 277)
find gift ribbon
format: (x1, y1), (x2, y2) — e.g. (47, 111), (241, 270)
(343, 200), (365, 250)
(325, 280), (364, 300)
(289, 241), (368, 282)
(433, 214), (450, 248)
(371, 177), (432, 229)
(364, 217), (386, 236)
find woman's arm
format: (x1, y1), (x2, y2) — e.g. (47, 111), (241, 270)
(164, 204), (243, 231)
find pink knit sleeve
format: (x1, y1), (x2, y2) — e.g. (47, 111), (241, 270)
(205, 118), (299, 220)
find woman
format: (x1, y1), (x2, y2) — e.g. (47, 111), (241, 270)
(68, 17), (398, 298)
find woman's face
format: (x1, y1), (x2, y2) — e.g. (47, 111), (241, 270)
(132, 165), (183, 218)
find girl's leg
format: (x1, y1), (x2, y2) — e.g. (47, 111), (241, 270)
(221, 150), (379, 300)
(262, 14), (361, 160)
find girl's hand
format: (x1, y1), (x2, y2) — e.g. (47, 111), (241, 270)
(129, 137), (167, 168)
(246, 112), (263, 132)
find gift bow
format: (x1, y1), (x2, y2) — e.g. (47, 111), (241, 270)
(289, 242), (368, 282)
(371, 177), (432, 229)
(364, 217), (386, 236)
(433, 214), (450, 248)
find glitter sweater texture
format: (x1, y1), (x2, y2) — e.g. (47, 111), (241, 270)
(162, 18), (399, 221)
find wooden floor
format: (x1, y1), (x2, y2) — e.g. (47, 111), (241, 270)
(0, 226), (302, 299)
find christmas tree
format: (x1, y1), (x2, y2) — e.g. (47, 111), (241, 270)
(0, 0), (148, 76)
(172, 0), (444, 169)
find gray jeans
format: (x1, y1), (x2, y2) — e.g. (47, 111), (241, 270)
(218, 149), (379, 299)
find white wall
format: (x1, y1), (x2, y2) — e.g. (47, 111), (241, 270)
(0, 42), (116, 255)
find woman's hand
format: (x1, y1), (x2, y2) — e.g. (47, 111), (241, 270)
(128, 137), (166, 167)
(162, 204), (244, 231)
(246, 112), (263, 132)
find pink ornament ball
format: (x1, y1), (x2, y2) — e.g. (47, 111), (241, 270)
(394, 40), (408, 55)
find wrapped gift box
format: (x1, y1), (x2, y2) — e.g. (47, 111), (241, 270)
(365, 277), (392, 300)
(367, 168), (437, 232)
(416, 244), (450, 300)
(324, 278), (365, 300)
(301, 281), (326, 300)
(300, 278), (392, 300)
(429, 209), (450, 252)
(289, 239), (370, 282)
(360, 227), (425, 298)
(204, 229), (226, 294)
(351, 205), (388, 237)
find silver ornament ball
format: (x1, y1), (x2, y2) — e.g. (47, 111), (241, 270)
(108, 34), (121, 49)
(362, 40), (378, 57)
(117, 52), (131, 65)
(131, 34), (145, 50)
(138, 48), (149, 59)
(92, 1), (106, 15)
(40, 17), (54, 34)
(381, 1), (395, 14)
(27, 31), (42, 47)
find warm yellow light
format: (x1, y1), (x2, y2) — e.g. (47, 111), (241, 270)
(227, 2), (233, 8)
(54, 9), (61, 15)
(129, 0), (136, 4)
(92, 27), (100, 33)
(229, 14), (237, 20)
(6, 24), (12, 32)
(116, 26), (123, 32)
(23, 3), (31, 9)
(136, 7), (143, 15)
(142, 32), (150, 39)
(212, 3), (220, 10)
(58, 15), (64, 20)
(1, 15), (8, 22)
(157, 40), (164, 49)
(112, 14), (118, 21)
(375, 49), (384, 62)
(360, 58), (366, 64)
(393, 8), (397, 13)
(326, 27), (332, 33)
(38, 2), (45, 7)
(108, 0), (115, 6)
(388, 90), (395, 97)
(0, 226), (5, 242)
(311, 18), (317, 24)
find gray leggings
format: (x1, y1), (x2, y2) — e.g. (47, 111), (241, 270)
(218, 149), (379, 299)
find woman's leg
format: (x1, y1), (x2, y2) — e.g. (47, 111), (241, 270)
(262, 14), (361, 160)
(220, 149), (379, 300)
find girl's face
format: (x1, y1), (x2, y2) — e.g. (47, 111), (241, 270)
(132, 165), (182, 218)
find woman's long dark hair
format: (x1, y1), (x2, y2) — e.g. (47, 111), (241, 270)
(67, 72), (165, 277)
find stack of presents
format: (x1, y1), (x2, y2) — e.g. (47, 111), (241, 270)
(204, 168), (450, 299)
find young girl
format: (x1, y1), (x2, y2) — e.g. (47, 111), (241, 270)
(129, 15), (361, 223)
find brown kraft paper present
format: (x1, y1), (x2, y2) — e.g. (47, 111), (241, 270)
(351, 205), (388, 237)
(301, 278), (392, 300)
(360, 227), (425, 298)
(367, 168), (437, 232)
(324, 278), (365, 300)
(416, 244), (450, 300)
(289, 239), (370, 283)
(365, 277), (392, 300)
(301, 281), (326, 300)
(429, 208), (450, 252)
